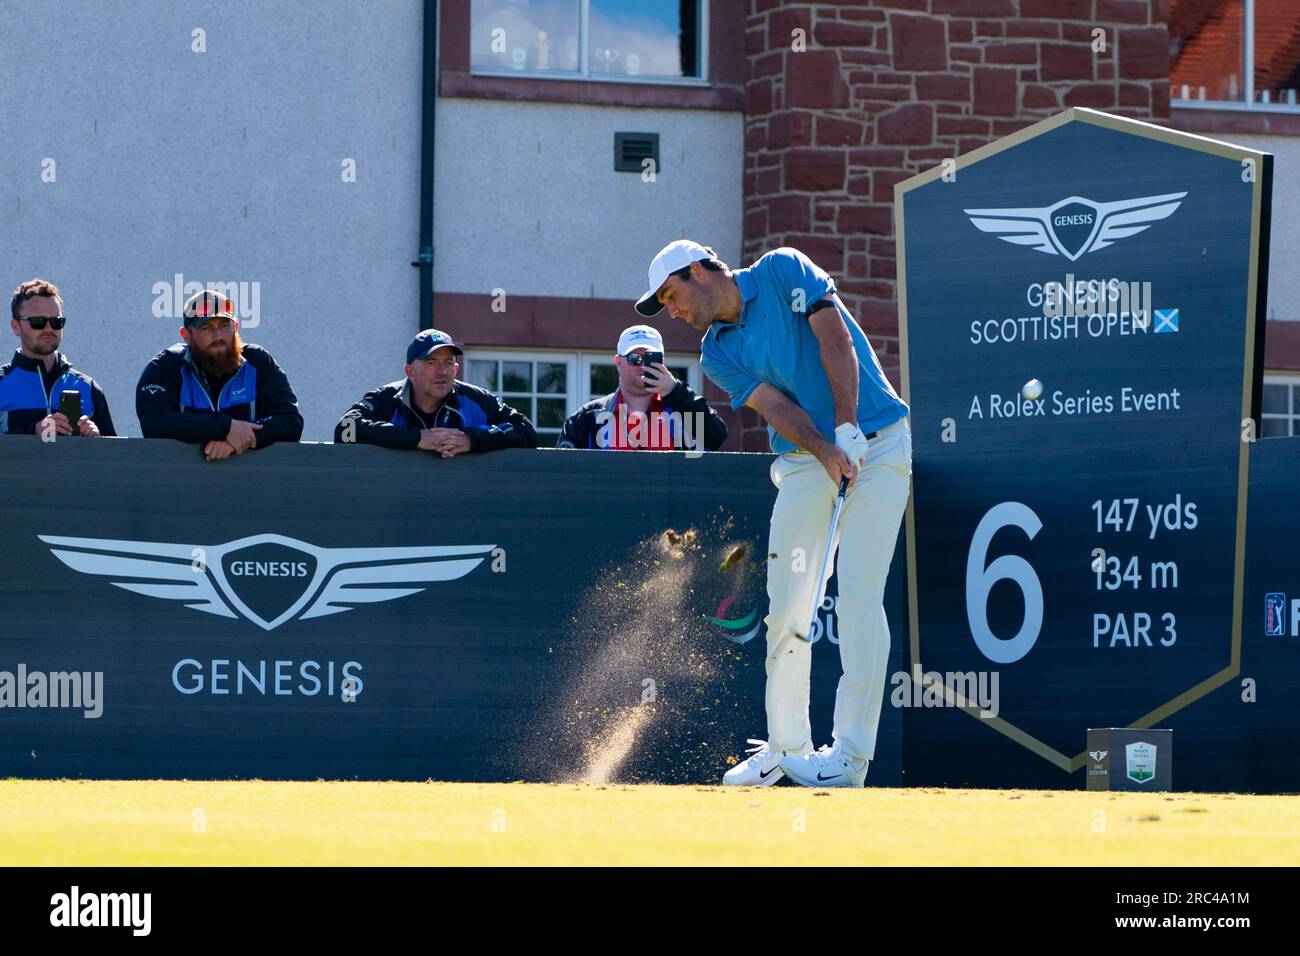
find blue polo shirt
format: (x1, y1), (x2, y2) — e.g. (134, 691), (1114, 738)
(700, 247), (908, 454)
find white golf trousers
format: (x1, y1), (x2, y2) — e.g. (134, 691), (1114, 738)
(762, 416), (912, 762)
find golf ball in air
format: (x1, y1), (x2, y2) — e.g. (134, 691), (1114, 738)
(1022, 378), (1043, 401)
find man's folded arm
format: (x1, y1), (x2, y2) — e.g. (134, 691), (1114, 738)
(246, 351), (302, 448)
(135, 358), (231, 442)
(334, 393), (421, 450)
(465, 393), (538, 452)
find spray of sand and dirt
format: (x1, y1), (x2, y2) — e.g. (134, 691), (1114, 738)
(520, 514), (768, 785)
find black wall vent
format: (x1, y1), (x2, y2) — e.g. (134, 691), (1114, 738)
(615, 132), (660, 173)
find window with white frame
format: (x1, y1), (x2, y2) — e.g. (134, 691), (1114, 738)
(1262, 373), (1300, 438)
(469, 0), (706, 82)
(1171, 0), (1300, 111)
(462, 348), (702, 446)
(463, 351), (576, 447)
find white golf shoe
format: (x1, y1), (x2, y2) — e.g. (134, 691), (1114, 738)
(722, 738), (812, 787)
(780, 742), (868, 788)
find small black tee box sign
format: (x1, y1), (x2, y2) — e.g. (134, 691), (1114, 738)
(1085, 728), (1173, 791)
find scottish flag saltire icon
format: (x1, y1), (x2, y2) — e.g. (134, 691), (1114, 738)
(1154, 308), (1179, 333)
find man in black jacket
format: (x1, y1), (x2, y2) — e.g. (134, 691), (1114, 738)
(2, 278), (115, 438)
(136, 289), (303, 461)
(558, 324), (726, 453)
(334, 329), (537, 456)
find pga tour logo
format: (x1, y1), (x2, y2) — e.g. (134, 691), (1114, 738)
(39, 533), (496, 631)
(965, 192), (1187, 261)
(1265, 592), (1299, 637)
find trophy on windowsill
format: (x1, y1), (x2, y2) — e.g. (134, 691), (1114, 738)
(536, 31), (551, 70)
(594, 48), (620, 73)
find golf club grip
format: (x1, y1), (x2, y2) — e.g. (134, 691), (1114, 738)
(838, 476), (850, 497)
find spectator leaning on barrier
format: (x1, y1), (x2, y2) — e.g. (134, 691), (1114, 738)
(557, 324), (726, 452)
(1, 279), (115, 437)
(136, 289), (303, 461)
(334, 328), (537, 456)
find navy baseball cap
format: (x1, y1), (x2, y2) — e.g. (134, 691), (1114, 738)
(406, 329), (464, 364)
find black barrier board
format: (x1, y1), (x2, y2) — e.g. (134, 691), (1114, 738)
(0, 440), (905, 784)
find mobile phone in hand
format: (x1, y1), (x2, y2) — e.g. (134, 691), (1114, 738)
(640, 350), (665, 385)
(59, 390), (81, 433)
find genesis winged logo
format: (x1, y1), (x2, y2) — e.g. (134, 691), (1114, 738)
(1089, 750), (1108, 763)
(39, 533), (495, 631)
(964, 192), (1187, 261)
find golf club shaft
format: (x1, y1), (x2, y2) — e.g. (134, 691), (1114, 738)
(797, 476), (850, 641)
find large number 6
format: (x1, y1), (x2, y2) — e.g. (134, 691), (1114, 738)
(966, 502), (1043, 664)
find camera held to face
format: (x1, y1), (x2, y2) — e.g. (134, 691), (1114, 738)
(624, 350), (664, 369)
(625, 350), (664, 385)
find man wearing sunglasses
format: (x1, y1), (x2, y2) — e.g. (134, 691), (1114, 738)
(1, 278), (116, 437)
(557, 324), (726, 451)
(334, 329), (537, 455)
(136, 289), (303, 461)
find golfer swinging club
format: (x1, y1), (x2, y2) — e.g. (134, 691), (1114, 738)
(635, 240), (911, 788)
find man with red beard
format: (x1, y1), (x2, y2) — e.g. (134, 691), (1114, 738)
(136, 289), (303, 461)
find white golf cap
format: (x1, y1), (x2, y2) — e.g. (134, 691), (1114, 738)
(616, 324), (664, 356)
(635, 239), (714, 316)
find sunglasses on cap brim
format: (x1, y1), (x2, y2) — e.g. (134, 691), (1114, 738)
(190, 298), (234, 320)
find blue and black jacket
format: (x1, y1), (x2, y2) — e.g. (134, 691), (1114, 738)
(334, 378), (537, 452)
(0, 350), (116, 436)
(135, 343), (303, 447)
